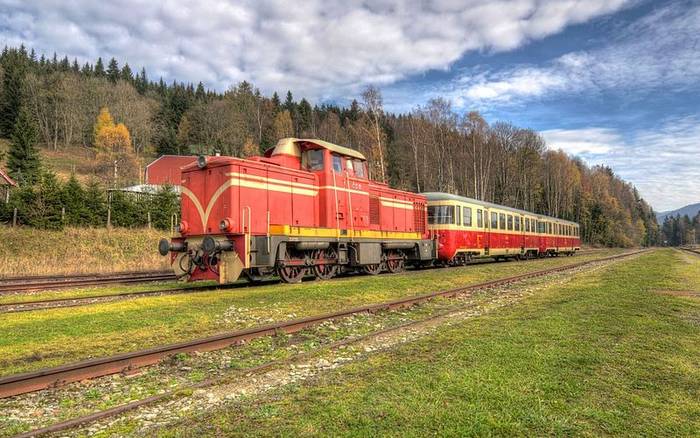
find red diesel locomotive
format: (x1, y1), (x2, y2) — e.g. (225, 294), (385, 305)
(159, 138), (434, 284)
(159, 138), (580, 283)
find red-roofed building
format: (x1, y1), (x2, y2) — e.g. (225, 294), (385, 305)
(145, 155), (198, 186)
(0, 167), (17, 203)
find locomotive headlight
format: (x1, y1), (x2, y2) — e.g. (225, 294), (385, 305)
(177, 220), (189, 234)
(219, 217), (233, 232)
(197, 155), (207, 169)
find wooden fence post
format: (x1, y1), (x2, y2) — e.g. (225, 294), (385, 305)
(12, 208), (18, 227)
(147, 212), (152, 229)
(61, 207), (66, 223)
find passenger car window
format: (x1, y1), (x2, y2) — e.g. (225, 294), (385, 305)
(507, 215), (513, 230)
(463, 207), (472, 226)
(332, 154), (343, 173)
(515, 216), (520, 231)
(491, 212), (498, 229)
(427, 205), (455, 224)
(302, 149), (324, 171)
(499, 213), (506, 230)
(477, 209), (483, 228)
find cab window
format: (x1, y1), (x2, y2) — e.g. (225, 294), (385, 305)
(427, 205), (455, 224)
(302, 149), (324, 171)
(477, 209), (483, 228)
(332, 154), (343, 173)
(499, 213), (506, 230)
(352, 159), (367, 178)
(491, 212), (498, 229)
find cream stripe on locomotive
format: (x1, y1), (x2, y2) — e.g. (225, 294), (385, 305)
(184, 173), (419, 229)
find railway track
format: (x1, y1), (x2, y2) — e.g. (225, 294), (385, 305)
(679, 247), (700, 255)
(0, 270), (177, 295)
(0, 250), (601, 313)
(0, 249), (644, 403)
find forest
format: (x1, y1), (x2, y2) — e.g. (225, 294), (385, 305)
(660, 213), (700, 246)
(0, 45), (661, 247)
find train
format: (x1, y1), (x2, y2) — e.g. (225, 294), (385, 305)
(158, 138), (581, 284)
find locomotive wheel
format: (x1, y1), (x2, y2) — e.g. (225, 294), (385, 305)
(363, 264), (382, 275)
(312, 249), (338, 280)
(277, 265), (306, 283)
(385, 251), (405, 274)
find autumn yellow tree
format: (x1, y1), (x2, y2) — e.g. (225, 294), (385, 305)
(241, 137), (260, 157)
(272, 110), (294, 139)
(93, 107), (137, 186)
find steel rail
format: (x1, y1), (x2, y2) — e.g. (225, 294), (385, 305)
(0, 279), (279, 314)
(0, 269), (172, 283)
(0, 249), (645, 400)
(0, 271), (177, 294)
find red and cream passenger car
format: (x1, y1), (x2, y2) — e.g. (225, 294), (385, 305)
(424, 192), (580, 263)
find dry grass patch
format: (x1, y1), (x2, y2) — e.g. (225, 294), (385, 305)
(0, 226), (169, 277)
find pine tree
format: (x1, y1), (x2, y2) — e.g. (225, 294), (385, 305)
(94, 57), (105, 76)
(195, 82), (206, 101)
(148, 186), (180, 230)
(284, 91), (295, 111)
(107, 57), (119, 82)
(298, 98), (313, 135)
(0, 48), (27, 137)
(271, 92), (281, 112)
(84, 179), (107, 226)
(120, 63), (133, 82)
(62, 173), (89, 226)
(7, 108), (41, 184)
(136, 67), (148, 94)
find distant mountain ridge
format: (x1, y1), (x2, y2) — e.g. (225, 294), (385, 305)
(657, 203), (700, 223)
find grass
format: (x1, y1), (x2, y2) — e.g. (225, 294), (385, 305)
(0, 226), (169, 277)
(157, 249), (700, 437)
(0, 250), (625, 376)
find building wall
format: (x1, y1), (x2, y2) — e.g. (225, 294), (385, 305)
(145, 156), (198, 185)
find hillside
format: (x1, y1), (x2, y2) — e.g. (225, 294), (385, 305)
(657, 203), (700, 222)
(0, 140), (148, 185)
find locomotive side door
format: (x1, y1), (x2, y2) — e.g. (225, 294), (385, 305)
(330, 153), (350, 231)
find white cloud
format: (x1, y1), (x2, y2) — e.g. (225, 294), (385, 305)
(540, 128), (622, 155)
(447, 2), (700, 106)
(539, 117), (700, 212)
(0, 0), (630, 99)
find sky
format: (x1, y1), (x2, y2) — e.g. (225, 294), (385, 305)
(1, 0), (698, 211)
